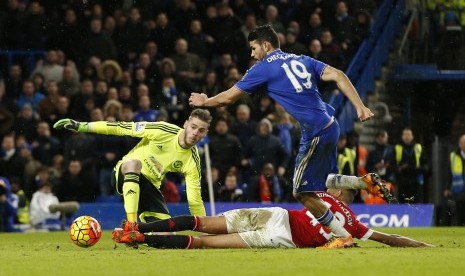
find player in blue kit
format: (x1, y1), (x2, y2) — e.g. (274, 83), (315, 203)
(190, 25), (384, 248)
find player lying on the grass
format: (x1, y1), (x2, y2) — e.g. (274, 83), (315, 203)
(112, 188), (432, 249)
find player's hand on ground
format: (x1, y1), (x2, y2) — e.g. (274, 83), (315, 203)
(189, 93), (208, 107)
(53, 119), (88, 132)
(357, 106), (374, 122)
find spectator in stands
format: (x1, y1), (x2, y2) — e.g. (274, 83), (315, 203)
(186, 19), (215, 64)
(149, 12), (179, 57)
(347, 130), (369, 177)
(445, 134), (465, 226)
(31, 121), (61, 166)
(80, 18), (117, 66)
(171, 38), (205, 88)
(214, 53), (236, 87)
(144, 41), (164, 66)
(0, 90), (15, 138)
(366, 129), (393, 181)
(13, 103), (39, 142)
(300, 12), (324, 45)
(57, 8), (83, 62)
(329, 1), (356, 58)
(29, 181), (60, 229)
(118, 85), (136, 109)
(351, 10), (372, 56)
(70, 79), (94, 121)
(58, 65), (81, 98)
(261, 5), (286, 34)
(320, 28), (346, 69)
(209, 117), (242, 181)
(337, 134), (356, 176)
(218, 172), (244, 202)
(22, 1), (50, 50)
(0, 176), (20, 232)
(213, 3), (243, 57)
(231, 104), (258, 149)
(133, 95), (159, 122)
(97, 60), (123, 89)
(19, 143), (42, 197)
(31, 73), (46, 96)
(57, 159), (98, 202)
(103, 99), (123, 121)
(173, 0), (199, 37)
(4, 64), (25, 100)
(200, 71), (221, 97)
(251, 95), (275, 122)
(31, 50), (64, 83)
(308, 39), (333, 68)
(242, 118), (289, 177)
(94, 80), (109, 108)
(391, 128), (428, 203)
(282, 28), (308, 55)
(38, 80), (60, 121)
(247, 163), (286, 203)
(16, 79), (45, 114)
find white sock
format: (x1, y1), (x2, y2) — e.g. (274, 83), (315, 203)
(326, 174), (367, 189)
(317, 209), (351, 238)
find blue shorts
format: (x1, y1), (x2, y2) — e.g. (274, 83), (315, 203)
(293, 120), (339, 193)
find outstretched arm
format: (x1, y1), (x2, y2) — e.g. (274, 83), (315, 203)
(189, 86), (243, 107)
(369, 230), (434, 247)
(321, 65), (374, 122)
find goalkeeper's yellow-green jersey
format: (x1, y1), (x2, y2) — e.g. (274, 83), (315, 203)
(87, 121), (205, 216)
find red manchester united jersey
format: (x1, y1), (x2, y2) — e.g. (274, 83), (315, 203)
(288, 192), (373, 247)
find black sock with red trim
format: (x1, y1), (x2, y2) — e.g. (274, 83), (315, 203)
(145, 235), (194, 249)
(138, 216), (200, 233)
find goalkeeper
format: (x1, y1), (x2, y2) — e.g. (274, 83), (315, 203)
(53, 109), (212, 224)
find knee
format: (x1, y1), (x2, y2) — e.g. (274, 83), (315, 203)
(121, 159), (142, 173)
(293, 192), (304, 202)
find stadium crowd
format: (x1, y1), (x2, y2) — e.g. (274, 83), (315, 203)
(1, 0), (462, 231)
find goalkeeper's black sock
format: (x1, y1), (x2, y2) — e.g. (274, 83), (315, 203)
(138, 215), (200, 233)
(145, 235), (194, 249)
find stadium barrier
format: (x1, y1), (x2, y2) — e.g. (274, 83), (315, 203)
(75, 202), (434, 230)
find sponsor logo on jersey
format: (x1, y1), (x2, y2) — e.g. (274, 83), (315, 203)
(134, 122), (146, 132)
(173, 160), (183, 169)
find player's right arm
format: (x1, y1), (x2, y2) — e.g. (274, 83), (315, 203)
(53, 119), (177, 139)
(368, 230), (434, 247)
(190, 85), (243, 107)
(320, 65), (374, 122)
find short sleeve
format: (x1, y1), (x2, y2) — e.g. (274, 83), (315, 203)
(235, 63), (267, 94)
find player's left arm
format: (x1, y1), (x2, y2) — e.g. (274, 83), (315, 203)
(184, 153), (206, 216)
(320, 65), (374, 122)
(369, 230), (434, 247)
(190, 86), (243, 108)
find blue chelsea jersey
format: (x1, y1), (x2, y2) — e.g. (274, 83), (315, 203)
(235, 49), (333, 139)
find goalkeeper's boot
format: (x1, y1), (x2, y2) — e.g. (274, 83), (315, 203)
(318, 235), (354, 249)
(121, 220), (139, 232)
(112, 228), (145, 244)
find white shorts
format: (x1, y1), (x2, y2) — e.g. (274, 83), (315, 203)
(223, 207), (296, 248)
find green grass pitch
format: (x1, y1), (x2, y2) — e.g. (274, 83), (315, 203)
(0, 227), (463, 276)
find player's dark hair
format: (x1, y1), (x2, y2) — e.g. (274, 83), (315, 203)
(248, 25), (280, 49)
(190, 109), (212, 124)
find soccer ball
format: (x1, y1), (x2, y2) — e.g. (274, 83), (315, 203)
(69, 215), (102, 248)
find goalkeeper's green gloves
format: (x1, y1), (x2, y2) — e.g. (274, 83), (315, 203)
(53, 119), (89, 132)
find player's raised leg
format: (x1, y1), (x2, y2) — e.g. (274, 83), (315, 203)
(326, 173), (393, 199)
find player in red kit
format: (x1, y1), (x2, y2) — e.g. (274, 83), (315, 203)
(112, 188), (432, 249)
